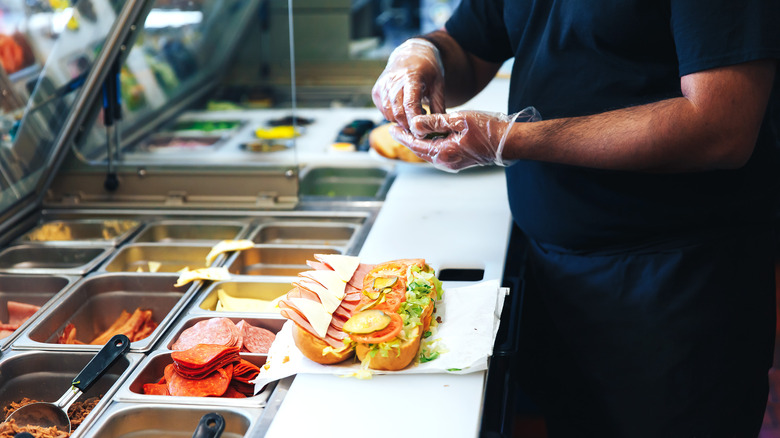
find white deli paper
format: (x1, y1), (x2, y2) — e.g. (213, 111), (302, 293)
(253, 279), (506, 394)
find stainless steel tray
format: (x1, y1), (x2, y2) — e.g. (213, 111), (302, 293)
(113, 351), (274, 408)
(132, 220), (249, 244)
(12, 273), (198, 353)
(248, 221), (358, 248)
(0, 349), (144, 438)
(77, 402), (259, 437)
(223, 244), (341, 277)
(100, 243), (219, 273)
(190, 277), (291, 314)
(15, 218), (141, 246)
(0, 245), (112, 275)
(298, 165), (394, 200)
(112, 313), (284, 407)
(0, 274), (78, 350)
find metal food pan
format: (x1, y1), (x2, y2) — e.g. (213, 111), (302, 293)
(248, 222), (357, 248)
(13, 273), (196, 353)
(0, 274), (77, 350)
(298, 165), (393, 199)
(132, 220), (248, 244)
(77, 402), (257, 438)
(113, 350), (275, 407)
(101, 244), (216, 273)
(224, 245), (341, 277)
(193, 279), (290, 314)
(16, 219), (141, 246)
(159, 314), (286, 352)
(0, 349), (143, 438)
(0, 245), (112, 275)
(251, 211), (370, 227)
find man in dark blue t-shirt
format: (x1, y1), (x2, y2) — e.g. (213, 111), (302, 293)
(373, 0), (780, 436)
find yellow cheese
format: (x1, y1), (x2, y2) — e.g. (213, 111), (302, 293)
(216, 289), (281, 313)
(206, 239), (254, 265)
(314, 254), (360, 282)
(175, 267), (232, 287)
(287, 297), (331, 338)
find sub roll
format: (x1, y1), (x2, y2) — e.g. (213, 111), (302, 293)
(343, 258), (442, 371)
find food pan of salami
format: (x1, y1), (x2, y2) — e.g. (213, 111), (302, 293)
(112, 315), (283, 406)
(130, 220), (249, 244)
(15, 219), (141, 247)
(190, 278), (289, 315)
(0, 274), (77, 351)
(12, 273), (197, 353)
(76, 402), (260, 438)
(0, 349), (143, 437)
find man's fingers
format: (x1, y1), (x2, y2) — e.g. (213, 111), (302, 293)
(389, 125), (433, 161)
(428, 81), (446, 115)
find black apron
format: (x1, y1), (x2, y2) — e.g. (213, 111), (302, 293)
(517, 226), (776, 437)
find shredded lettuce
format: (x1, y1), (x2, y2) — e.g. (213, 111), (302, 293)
(361, 264), (443, 360)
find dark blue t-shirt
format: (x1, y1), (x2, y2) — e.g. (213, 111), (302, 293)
(446, 0), (780, 250)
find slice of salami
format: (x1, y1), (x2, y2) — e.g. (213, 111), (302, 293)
(171, 344), (240, 369)
(143, 383), (170, 396)
(171, 318), (240, 350)
(167, 364), (232, 397)
(7, 301), (40, 326)
(238, 320), (276, 354)
(232, 358), (261, 383)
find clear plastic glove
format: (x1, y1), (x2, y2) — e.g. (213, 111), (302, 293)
(390, 107), (541, 173)
(372, 38), (445, 132)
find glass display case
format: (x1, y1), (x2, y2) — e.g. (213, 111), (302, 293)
(0, 1), (388, 435)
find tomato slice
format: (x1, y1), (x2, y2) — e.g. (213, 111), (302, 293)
(348, 312), (403, 344)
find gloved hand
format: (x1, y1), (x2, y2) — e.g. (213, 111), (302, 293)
(389, 107), (541, 172)
(372, 38), (445, 132)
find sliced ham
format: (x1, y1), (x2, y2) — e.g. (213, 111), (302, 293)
(348, 263), (375, 290)
(306, 260), (330, 271)
(290, 280), (325, 303)
(7, 301), (40, 326)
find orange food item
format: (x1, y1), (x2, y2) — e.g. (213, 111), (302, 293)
(143, 345), (260, 398)
(57, 308), (157, 345)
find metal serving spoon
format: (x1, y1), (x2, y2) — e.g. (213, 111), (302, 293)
(4, 334), (131, 433)
(192, 412), (225, 438)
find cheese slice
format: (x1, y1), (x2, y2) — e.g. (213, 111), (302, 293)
(293, 278), (341, 314)
(216, 289), (280, 313)
(314, 254), (360, 282)
(206, 239), (254, 265)
(175, 267), (232, 287)
(288, 297), (332, 338)
(299, 269), (347, 300)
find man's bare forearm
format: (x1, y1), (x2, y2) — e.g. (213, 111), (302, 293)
(503, 60), (776, 173)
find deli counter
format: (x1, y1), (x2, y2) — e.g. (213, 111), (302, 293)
(0, 0), (519, 437)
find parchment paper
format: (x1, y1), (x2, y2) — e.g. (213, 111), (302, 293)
(254, 279), (506, 394)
